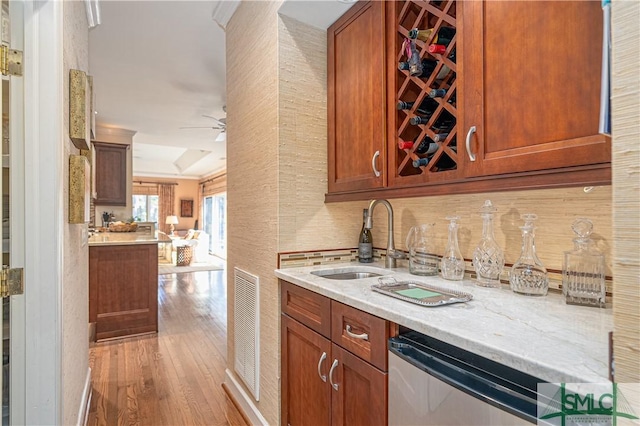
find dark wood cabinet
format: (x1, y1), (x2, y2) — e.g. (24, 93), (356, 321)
(280, 281), (389, 426)
(461, 1), (610, 177)
(331, 343), (387, 426)
(328, 0), (387, 193)
(89, 243), (158, 341)
(281, 315), (332, 426)
(326, 0), (610, 202)
(94, 142), (128, 206)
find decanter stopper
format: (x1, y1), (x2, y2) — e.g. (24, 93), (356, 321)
(563, 218), (606, 307)
(441, 216), (465, 280)
(510, 213), (548, 296)
(472, 200), (505, 287)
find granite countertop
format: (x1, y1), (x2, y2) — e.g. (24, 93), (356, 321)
(275, 261), (613, 385)
(88, 232), (171, 246)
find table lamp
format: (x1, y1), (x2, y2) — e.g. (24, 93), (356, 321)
(165, 215), (179, 236)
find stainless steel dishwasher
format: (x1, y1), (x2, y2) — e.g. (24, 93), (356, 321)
(388, 331), (546, 425)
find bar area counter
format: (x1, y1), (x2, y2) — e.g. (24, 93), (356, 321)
(88, 232), (167, 341)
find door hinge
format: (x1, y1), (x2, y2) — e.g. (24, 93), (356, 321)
(1, 266), (24, 297)
(0, 45), (23, 76)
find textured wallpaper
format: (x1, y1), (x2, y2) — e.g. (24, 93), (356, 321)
(62, 2), (90, 425)
(612, 0), (640, 395)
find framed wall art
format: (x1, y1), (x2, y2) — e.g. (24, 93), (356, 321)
(180, 199), (193, 217)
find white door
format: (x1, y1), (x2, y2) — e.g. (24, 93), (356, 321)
(1, 0), (26, 424)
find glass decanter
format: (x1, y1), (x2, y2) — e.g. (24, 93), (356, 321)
(473, 200), (505, 287)
(510, 214), (548, 296)
(441, 215), (465, 280)
(563, 218), (606, 307)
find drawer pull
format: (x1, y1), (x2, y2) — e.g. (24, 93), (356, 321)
(329, 359), (339, 391)
(465, 126), (477, 162)
(317, 351), (327, 382)
(371, 151), (381, 177)
(346, 324), (369, 341)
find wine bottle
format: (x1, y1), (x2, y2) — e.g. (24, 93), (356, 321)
(433, 132), (449, 143)
(413, 153), (457, 170)
(415, 137), (438, 155)
(428, 88), (447, 98)
(397, 97), (438, 115)
(428, 26), (455, 54)
(402, 38), (423, 76)
(410, 115), (433, 126)
(398, 140), (413, 150)
(399, 59), (450, 81)
(358, 209), (373, 263)
(408, 28), (434, 43)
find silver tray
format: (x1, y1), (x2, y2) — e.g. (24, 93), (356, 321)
(371, 277), (473, 307)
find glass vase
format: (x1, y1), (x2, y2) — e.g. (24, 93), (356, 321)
(563, 218), (606, 307)
(472, 200), (505, 287)
(510, 214), (548, 296)
(441, 216), (465, 280)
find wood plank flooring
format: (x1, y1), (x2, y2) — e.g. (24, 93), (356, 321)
(87, 270), (248, 426)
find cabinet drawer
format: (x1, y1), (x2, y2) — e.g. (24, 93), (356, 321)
(331, 301), (389, 371)
(281, 280), (331, 338)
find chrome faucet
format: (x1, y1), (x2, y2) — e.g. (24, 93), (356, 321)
(365, 199), (406, 268)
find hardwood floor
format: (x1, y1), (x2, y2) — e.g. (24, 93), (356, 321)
(87, 270), (249, 426)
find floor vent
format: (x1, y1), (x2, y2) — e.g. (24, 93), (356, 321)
(233, 267), (260, 401)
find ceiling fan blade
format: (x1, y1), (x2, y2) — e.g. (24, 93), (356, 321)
(180, 126), (223, 130)
(202, 114), (226, 127)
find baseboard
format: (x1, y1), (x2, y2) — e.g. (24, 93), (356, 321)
(223, 369), (268, 426)
(77, 367), (92, 426)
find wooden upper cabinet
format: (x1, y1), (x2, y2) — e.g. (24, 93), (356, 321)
(461, 1), (610, 177)
(328, 0), (386, 194)
(94, 142), (128, 206)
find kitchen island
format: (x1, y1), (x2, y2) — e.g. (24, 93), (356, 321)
(89, 232), (169, 341)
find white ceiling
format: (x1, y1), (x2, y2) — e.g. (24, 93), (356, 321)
(89, 0), (353, 179)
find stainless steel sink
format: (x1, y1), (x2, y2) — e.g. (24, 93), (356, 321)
(310, 267), (386, 280)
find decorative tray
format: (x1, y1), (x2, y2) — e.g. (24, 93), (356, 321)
(371, 277), (473, 307)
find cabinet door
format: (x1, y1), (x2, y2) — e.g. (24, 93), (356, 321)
(89, 244), (158, 340)
(331, 343), (387, 426)
(328, 0), (386, 193)
(461, 1), (610, 177)
(281, 315), (331, 426)
(94, 142), (128, 206)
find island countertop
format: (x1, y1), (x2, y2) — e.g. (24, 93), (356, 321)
(275, 262), (613, 385)
(88, 232), (171, 246)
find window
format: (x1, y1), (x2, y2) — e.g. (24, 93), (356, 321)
(132, 195), (159, 223)
(203, 193), (226, 259)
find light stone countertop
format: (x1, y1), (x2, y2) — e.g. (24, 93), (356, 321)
(275, 261), (613, 385)
(88, 232), (171, 246)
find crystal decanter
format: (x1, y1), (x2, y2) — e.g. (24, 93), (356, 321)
(510, 214), (548, 296)
(472, 200), (505, 287)
(563, 218), (606, 307)
(441, 215), (465, 280)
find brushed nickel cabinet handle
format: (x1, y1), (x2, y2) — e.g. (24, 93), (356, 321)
(317, 351), (327, 382)
(371, 150), (381, 177)
(345, 324), (369, 341)
(466, 126), (477, 161)
(329, 359), (339, 391)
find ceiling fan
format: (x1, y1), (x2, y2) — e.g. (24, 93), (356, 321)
(180, 114), (226, 141)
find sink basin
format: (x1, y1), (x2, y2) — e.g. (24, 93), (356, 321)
(310, 267), (386, 280)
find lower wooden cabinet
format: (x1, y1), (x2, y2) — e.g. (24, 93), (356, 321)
(281, 280), (389, 426)
(89, 243), (158, 341)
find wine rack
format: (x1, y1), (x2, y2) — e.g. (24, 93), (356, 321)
(390, 0), (459, 185)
